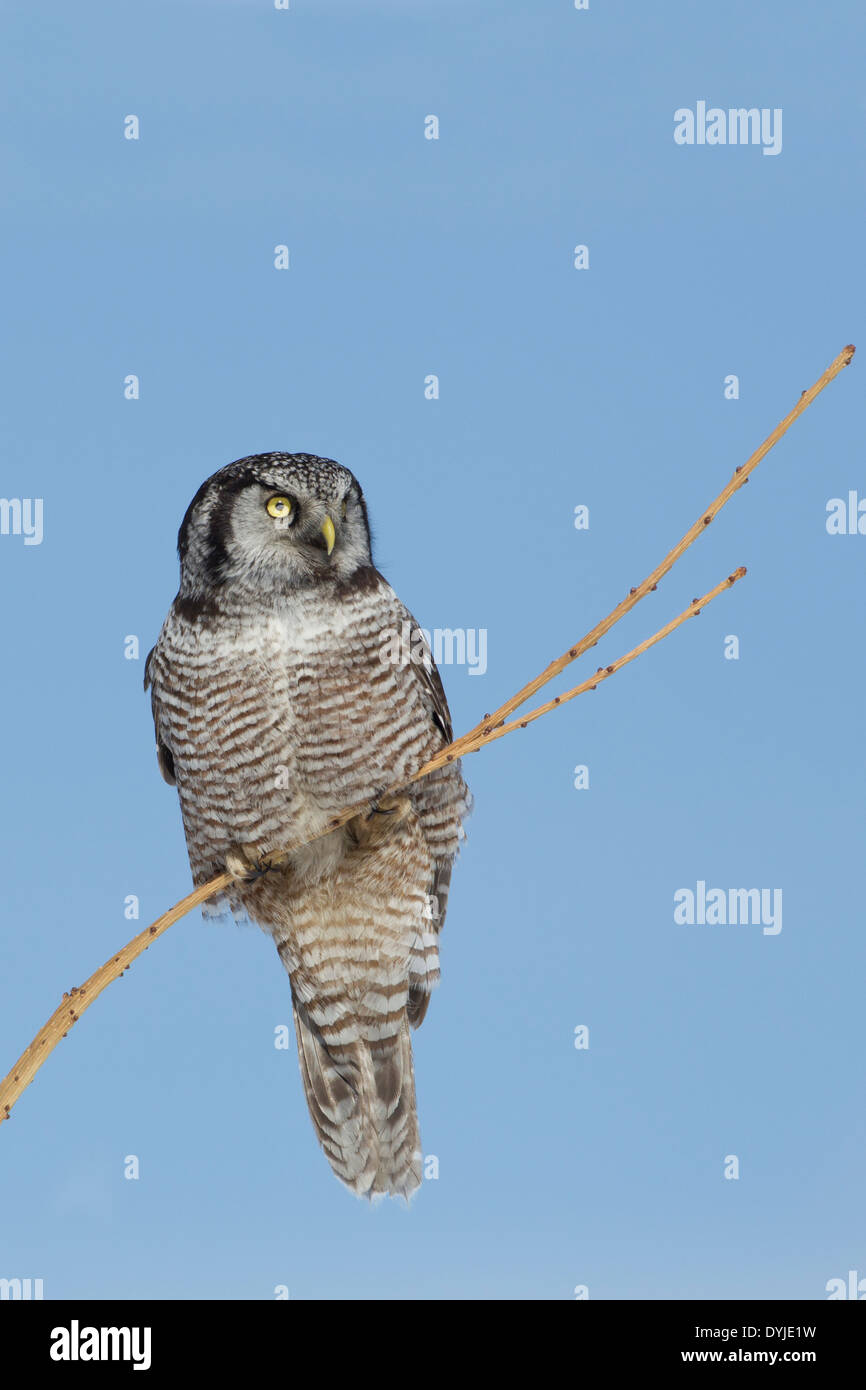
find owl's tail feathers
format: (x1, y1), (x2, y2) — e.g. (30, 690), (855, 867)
(292, 1000), (422, 1201)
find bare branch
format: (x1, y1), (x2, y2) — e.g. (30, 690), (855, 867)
(0, 568), (744, 1124)
(448, 343), (856, 752)
(0, 345), (854, 1128)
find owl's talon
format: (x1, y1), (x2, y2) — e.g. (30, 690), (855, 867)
(226, 844), (270, 883)
(347, 795), (412, 848)
(369, 794), (412, 822)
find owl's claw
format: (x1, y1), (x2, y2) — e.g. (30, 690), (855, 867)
(225, 843), (270, 883)
(347, 795), (412, 849)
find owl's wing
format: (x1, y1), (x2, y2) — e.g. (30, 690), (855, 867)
(143, 643), (176, 786)
(406, 628), (454, 744)
(395, 612), (470, 1027)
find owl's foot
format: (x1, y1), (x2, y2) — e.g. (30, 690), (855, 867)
(225, 843), (271, 883)
(347, 795), (412, 850)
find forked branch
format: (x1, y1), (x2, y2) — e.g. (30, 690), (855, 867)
(0, 346), (854, 1127)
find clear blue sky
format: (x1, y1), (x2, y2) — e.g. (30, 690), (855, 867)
(1, 0), (863, 1300)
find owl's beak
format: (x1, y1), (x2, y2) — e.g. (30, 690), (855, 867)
(321, 514), (336, 556)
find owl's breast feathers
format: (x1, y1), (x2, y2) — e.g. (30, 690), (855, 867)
(145, 566), (470, 900)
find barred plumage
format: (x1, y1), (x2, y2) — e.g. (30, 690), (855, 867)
(145, 453), (470, 1198)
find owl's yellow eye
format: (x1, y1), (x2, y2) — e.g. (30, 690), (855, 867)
(266, 495), (293, 520)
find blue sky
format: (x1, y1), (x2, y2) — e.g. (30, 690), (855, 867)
(1, 0), (863, 1300)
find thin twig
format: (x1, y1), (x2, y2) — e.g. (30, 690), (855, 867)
(445, 343), (856, 755)
(0, 877), (232, 1126)
(451, 567), (747, 755)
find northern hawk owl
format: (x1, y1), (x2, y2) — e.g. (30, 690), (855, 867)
(145, 453), (470, 1198)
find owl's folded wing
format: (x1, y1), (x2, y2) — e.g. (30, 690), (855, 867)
(143, 642), (177, 786)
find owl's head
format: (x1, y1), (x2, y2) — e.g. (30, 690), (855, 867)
(176, 453), (373, 602)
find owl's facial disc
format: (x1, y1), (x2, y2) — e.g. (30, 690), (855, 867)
(176, 453), (373, 599)
(218, 475), (366, 589)
(245, 483), (339, 571)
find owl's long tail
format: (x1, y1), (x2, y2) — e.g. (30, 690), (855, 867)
(264, 806), (439, 1199)
(290, 995), (422, 1199)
